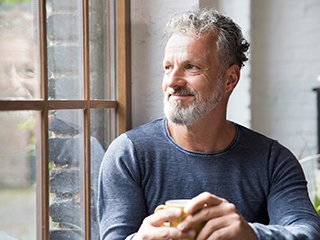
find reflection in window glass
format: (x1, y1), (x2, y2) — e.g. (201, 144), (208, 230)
(0, 110), (38, 240)
(48, 110), (84, 240)
(0, 0), (120, 239)
(90, 108), (115, 239)
(89, 0), (115, 100)
(47, 0), (84, 100)
(0, 0), (40, 100)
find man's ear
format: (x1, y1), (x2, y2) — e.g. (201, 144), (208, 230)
(225, 64), (240, 93)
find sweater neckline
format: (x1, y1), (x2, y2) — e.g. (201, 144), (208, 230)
(162, 118), (240, 156)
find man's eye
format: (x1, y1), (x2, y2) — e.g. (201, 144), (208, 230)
(185, 64), (199, 70)
(164, 65), (172, 71)
(16, 64), (35, 78)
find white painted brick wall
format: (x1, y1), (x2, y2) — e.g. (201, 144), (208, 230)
(251, 0), (320, 158)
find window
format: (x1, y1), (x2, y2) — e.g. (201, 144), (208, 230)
(0, 0), (131, 239)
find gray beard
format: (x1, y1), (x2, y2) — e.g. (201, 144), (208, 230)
(163, 84), (224, 126)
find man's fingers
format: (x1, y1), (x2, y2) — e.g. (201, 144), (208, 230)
(147, 207), (182, 226)
(179, 194), (238, 233)
(184, 192), (225, 214)
(205, 224), (235, 240)
(179, 203), (230, 231)
(139, 208), (196, 240)
(196, 214), (235, 240)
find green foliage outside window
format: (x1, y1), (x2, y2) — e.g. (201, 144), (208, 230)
(314, 192), (320, 216)
(0, 0), (31, 5)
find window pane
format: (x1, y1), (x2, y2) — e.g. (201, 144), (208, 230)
(0, 110), (38, 240)
(49, 110), (84, 240)
(89, 0), (115, 100)
(90, 108), (115, 239)
(0, 1), (40, 100)
(47, 0), (84, 99)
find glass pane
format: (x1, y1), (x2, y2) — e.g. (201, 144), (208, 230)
(0, 110), (39, 240)
(0, 0), (40, 100)
(48, 110), (84, 240)
(89, 0), (115, 100)
(90, 108), (115, 239)
(47, 0), (84, 99)
(300, 155), (320, 207)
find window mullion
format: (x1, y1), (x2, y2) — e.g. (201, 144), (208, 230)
(38, 0), (49, 239)
(83, 0), (91, 239)
(116, 0), (132, 134)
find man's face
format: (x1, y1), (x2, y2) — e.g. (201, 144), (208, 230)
(162, 33), (225, 125)
(0, 38), (37, 99)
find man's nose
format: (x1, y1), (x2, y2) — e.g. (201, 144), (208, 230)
(165, 67), (186, 88)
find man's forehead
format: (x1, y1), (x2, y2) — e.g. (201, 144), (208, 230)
(166, 32), (217, 48)
(164, 32), (218, 60)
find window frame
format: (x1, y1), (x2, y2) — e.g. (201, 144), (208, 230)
(0, 0), (131, 239)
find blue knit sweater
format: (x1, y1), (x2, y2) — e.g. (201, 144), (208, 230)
(98, 118), (320, 239)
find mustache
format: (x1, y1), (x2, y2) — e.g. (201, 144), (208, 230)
(168, 86), (195, 96)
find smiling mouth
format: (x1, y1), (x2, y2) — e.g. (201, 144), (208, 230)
(168, 93), (194, 103)
(169, 93), (193, 97)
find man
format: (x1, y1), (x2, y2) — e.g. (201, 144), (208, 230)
(98, 9), (320, 240)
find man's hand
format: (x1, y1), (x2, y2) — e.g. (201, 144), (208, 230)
(177, 192), (257, 240)
(133, 207), (196, 240)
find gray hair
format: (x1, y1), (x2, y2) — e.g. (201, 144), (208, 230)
(165, 8), (250, 69)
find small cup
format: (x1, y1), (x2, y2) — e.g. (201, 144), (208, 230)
(155, 199), (204, 240)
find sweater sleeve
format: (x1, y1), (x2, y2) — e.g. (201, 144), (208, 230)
(250, 141), (320, 239)
(97, 134), (146, 240)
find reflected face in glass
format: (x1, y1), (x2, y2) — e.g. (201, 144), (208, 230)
(0, 38), (37, 99)
(162, 33), (224, 125)
(0, 38), (38, 173)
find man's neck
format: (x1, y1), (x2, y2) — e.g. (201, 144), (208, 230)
(167, 116), (236, 153)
